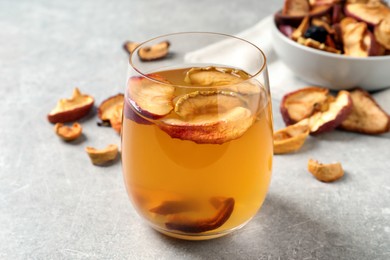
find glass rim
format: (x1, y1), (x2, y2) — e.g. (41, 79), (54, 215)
(128, 32), (267, 88)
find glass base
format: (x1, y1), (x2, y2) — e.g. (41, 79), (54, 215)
(150, 219), (252, 241)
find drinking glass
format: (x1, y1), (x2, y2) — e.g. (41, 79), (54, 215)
(122, 32), (273, 240)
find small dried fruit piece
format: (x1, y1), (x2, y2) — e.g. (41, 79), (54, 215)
(340, 17), (369, 57)
(282, 0), (310, 16)
(308, 159), (344, 182)
(160, 106), (254, 144)
(48, 88), (94, 123)
(128, 74), (175, 119)
(165, 197), (235, 233)
(364, 30), (386, 56)
(98, 94), (124, 134)
(138, 41), (170, 61)
(297, 37), (341, 53)
(374, 16), (390, 50)
(340, 88), (390, 134)
(54, 122), (82, 141)
(280, 87), (329, 125)
(123, 41), (140, 55)
(279, 24), (295, 38)
(85, 144), (119, 166)
(308, 90), (353, 135)
(273, 123), (310, 154)
(184, 66), (259, 95)
(344, 1), (390, 26)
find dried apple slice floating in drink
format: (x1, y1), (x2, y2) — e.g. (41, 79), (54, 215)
(128, 74), (175, 119)
(159, 91), (254, 144)
(165, 197), (235, 233)
(184, 66), (260, 95)
(340, 88), (390, 134)
(98, 94), (124, 133)
(47, 88), (94, 123)
(174, 90), (247, 120)
(280, 87), (329, 125)
(307, 90), (353, 135)
(273, 123), (310, 154)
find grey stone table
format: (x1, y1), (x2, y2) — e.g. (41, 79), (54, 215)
(1, 0), (389, 259)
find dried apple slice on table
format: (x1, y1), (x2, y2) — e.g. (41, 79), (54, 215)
(185, 66), (260, 95)
(307, 90), (353, 135)
(123, 41), (140, 55)
(273, 123), (310, 154)
(98, 94), (124, 133)
(47, 88), (94, 123)
(128, 74), (175, 119)
(308, 159), (344, 182)
(280, 87), (329, 125)
(340, 88), (390, 134)
(54, 122), (82, 141)
(159, 91), (255, 144)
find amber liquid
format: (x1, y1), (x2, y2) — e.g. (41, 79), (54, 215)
(122, 67), (273, 240)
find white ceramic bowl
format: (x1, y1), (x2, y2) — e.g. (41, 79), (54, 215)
(271, 18), (390, 91)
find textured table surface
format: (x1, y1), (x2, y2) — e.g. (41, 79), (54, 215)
(1, 0), (390, 259)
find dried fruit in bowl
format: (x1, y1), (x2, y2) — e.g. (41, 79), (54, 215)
(98, 94), (124, 134)
(47, 88), (94, 124)
(340, 88), (390, 134)
(276, 0), (390, 56)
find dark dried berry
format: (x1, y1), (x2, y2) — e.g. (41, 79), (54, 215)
(304, 26), (328, 43)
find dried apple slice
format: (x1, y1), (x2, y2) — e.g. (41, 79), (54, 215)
(128, 74), (175, 119)
(340, 17), (369, 57)
(279, 24), (295, 38)
(98, 94), (124, 134)
(47, 88), (94, 124)
(297, 37), (341, 53)
(123, 41), (140, 55)
(54, 122), (82, 141)
(364, 30), (386, 56)
(340, 88), (390, 134)
(282, 0), (310, 16)
(280, 87), (329, 125)
(184, 66), (259, 95)
(273, 123), (310, 154)
(159, 106), (254, 144)
(85, 144), (119, 166)
(308, 159), (344, 182)
(345, 2), (390, 26)
(374, 16), (390, 50)
(137, 41), (170, 61)
(308, 90), (353, 135)
(174, 91), (247, 120)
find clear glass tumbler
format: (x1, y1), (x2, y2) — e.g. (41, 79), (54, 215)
(122, 32), (273, 240)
